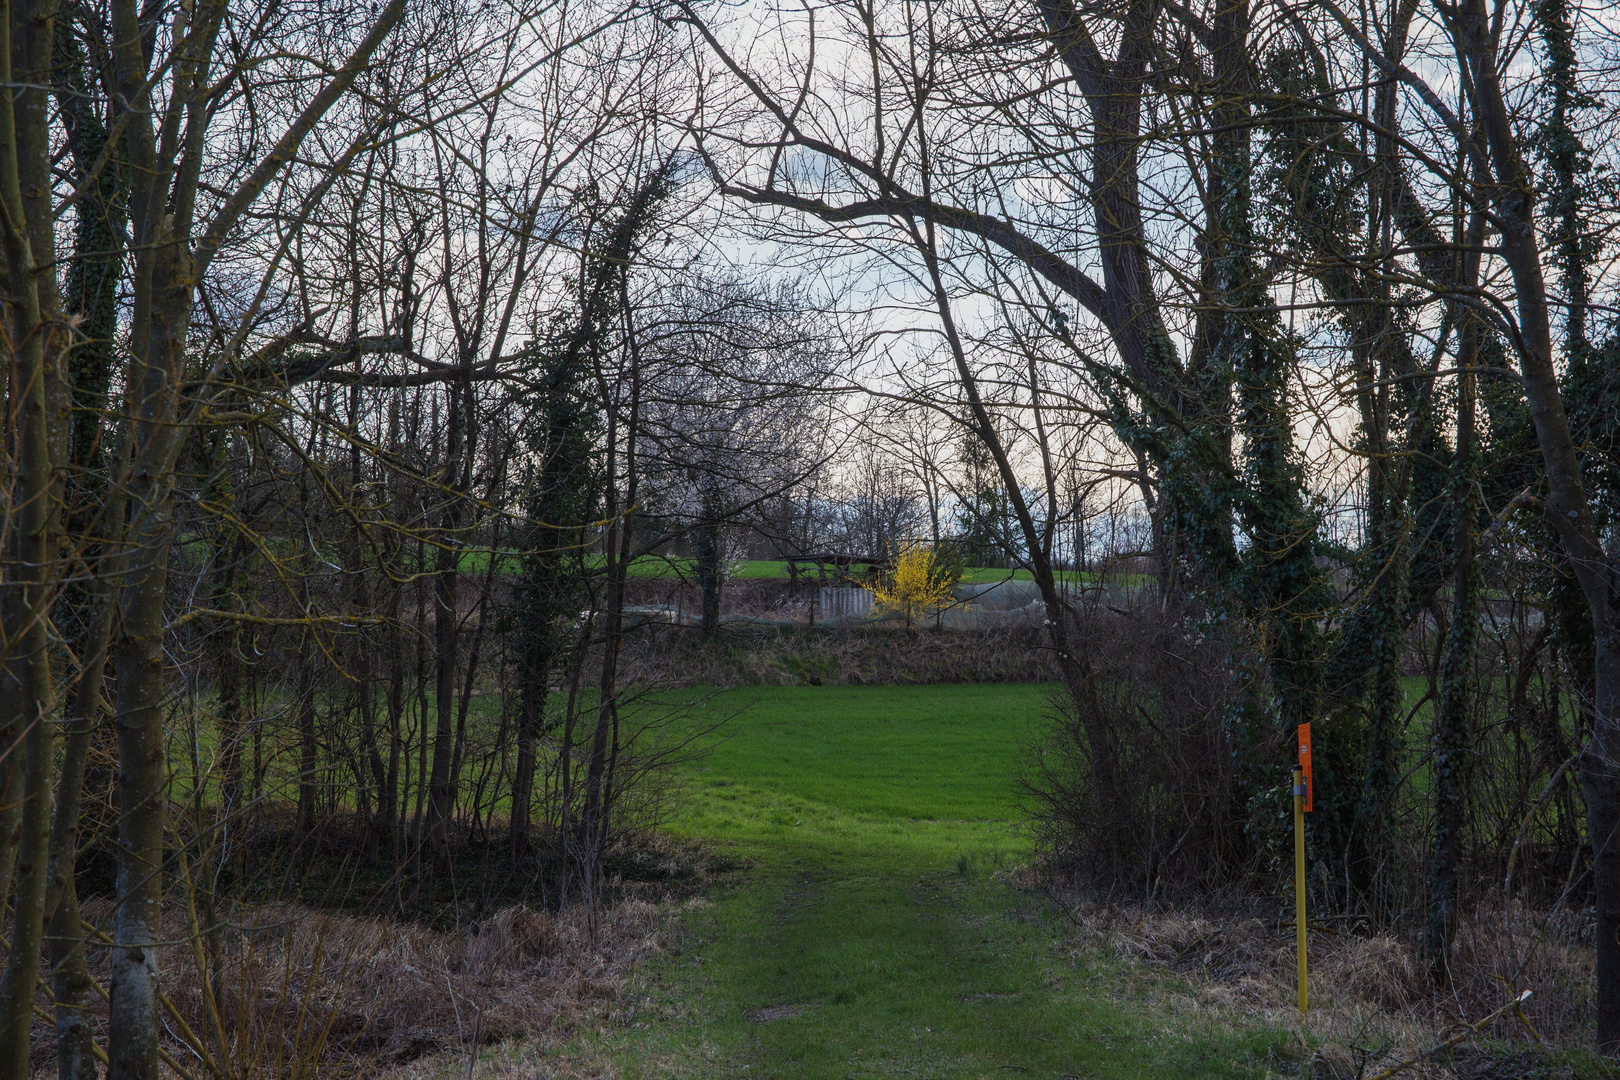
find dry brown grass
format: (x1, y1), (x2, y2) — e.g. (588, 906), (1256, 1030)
(1064, 896), (1600, 1078)
(50, 893), (690, 1077)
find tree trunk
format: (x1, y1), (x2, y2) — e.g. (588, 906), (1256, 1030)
(1449, 0), (1620, 1045)
(582, 413), (626, 904)
(696, 513), (722, 633)
(217, 543), (246, 819)
(447, 592), (492, 829)
(1426, 253), (1482, 972)
(0, 0), (66, 1068)
(426, 555), (460, 867)
(46, 527), (119, 1080)
(296, 622), (318, 838)
(0, 653), (56, 1079)
(583, 270), (644, 904)
(109, 534), (175, 1080)
(909, 214), (1103, 796)
(108, 302), (189, 1080)
(511, 653), (545, 858)
(379, 575), (405, 861)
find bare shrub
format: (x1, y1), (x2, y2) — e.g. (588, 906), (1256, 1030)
(1023, 602), (1248, 897)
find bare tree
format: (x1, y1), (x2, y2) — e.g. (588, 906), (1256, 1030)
(637, 273), (840, 629)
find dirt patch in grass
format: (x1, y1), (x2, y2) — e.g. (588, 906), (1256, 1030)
(744, 1004), (812, 1022)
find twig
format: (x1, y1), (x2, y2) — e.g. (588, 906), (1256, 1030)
(467, 994), (485, 1080)
(1503, 750), (1580, 897)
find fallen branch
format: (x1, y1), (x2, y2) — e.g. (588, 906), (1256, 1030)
(1364, 990), (1532, 1080)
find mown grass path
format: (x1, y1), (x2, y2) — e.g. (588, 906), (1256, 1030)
(539, 685), (1288, 1079)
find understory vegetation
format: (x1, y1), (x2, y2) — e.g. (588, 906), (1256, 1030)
(615, 624), (1059, 686)
(379, 684), (1609, 1080)
(8, 0), (1620, 1072)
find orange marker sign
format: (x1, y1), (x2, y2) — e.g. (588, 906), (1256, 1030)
(1297, 723), (1313, 812)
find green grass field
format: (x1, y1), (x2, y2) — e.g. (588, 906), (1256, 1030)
(413, 550), (1130, 585)
(440, 684), (1295, 1080)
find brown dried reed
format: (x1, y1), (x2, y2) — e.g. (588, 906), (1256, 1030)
(56, 893), (683, 1077)
(1067, 897), (1597, 1076)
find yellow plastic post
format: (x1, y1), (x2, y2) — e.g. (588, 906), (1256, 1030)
(1293, 765), (1308, 1014)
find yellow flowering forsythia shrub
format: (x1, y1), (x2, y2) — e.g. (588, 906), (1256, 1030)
(864, 542), (960, 628)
